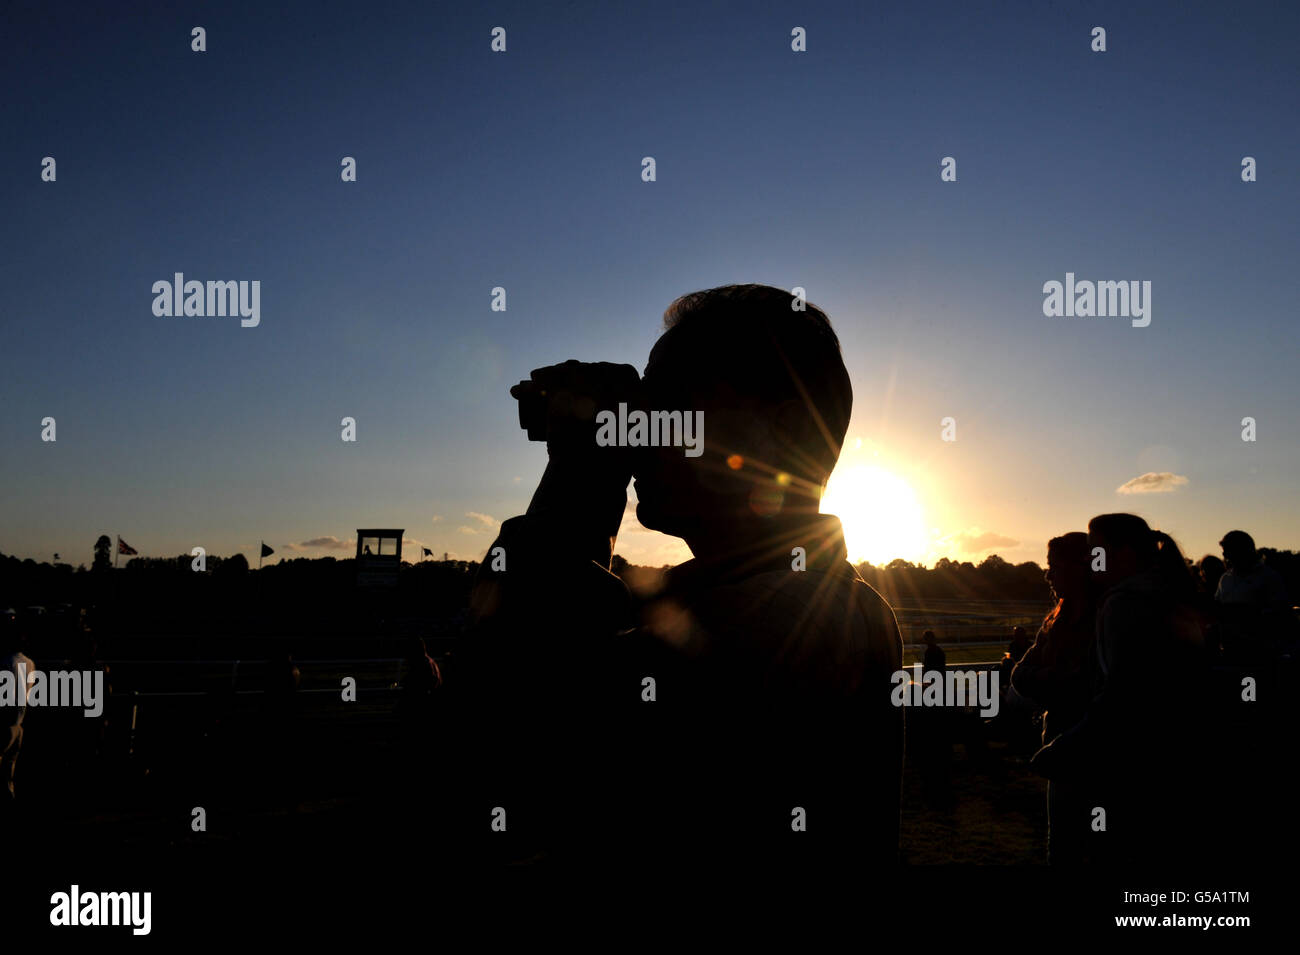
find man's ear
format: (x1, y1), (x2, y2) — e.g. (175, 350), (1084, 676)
(771, 398), (807, 442)
(767, 397), (826, 480)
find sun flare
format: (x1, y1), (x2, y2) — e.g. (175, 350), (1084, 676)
(820, 463), (927, 566)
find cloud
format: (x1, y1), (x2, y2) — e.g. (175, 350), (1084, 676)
(281, 536), (353, 552)
(430, 515), (443, 523)
(953, 531), (1020, 553)
(1116, 472), (1189, 494)
(464, 511), (499, 528)
(457, 526), (479, 535)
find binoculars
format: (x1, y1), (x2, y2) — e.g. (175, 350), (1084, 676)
(510, 361), (646, 444)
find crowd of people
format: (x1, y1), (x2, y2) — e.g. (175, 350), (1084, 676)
(1007, 522), (1294, 864)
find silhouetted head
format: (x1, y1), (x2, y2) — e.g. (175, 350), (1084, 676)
(1088, 513), (1153, 590)
(1088, 513), (1194, 598)
(1198, 554), (1225, 591)
(922, 630), (937, 646)
(1045, 532), (1089, 602)
(633, 285), (853, 555)
(1219, 530), (1257, 572)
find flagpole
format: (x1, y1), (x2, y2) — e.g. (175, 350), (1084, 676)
(259, 540), (264, 570)
(114, 537), (120, 569)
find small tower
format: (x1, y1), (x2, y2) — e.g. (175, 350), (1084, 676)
(355, 528), (404, 587)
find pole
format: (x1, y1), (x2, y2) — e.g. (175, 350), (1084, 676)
(259, 540), (264, 570)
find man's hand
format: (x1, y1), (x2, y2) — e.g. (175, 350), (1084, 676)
(511, 360), (641, 565)
(512, 359), (641, 460)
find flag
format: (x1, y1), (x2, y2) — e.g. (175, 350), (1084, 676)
(261, 543), (274, 558)
(422, 548), (433, 557)
(117, 536), (138, 556)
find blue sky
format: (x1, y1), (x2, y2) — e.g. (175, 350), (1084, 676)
(2, 0), (1297, 569)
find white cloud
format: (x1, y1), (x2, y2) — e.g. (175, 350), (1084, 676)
(284, 535), (353, 551)
(1116, 472), (1189, 494)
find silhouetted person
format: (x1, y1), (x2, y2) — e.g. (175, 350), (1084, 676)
(0, 628), (34, 805)
(922, 630), (946, 673)
(1198, 554), (1225, 598)
(912, 632), (952, 805)
(397, 638), (442, 726)
(1011, 533), (1097, 864)
(1216, 531), (1286, 611)
(1215, 530), (1289, 662)
(264, 652), (301, 710)
(1195, 555), (1226, 659)
(1031, 514), (1207, 865)
(462, 284), (904, 866)
(394, 638), (444, 799)
(255, 651), (301, 800)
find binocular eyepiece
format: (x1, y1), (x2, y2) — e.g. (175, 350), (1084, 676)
(510, 379), (551, 442)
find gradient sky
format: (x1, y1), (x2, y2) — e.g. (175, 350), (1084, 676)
(2, 0), (1297, 570)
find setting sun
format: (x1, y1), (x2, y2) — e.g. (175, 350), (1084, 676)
(820, 463), (927, 566)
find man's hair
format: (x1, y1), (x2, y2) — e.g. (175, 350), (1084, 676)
(1220, 530), (1255, 553)
(662, 284), (852, 484)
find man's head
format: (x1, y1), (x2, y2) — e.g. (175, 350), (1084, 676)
(632, 285), (852, 548)
(1219, 530), (1257, 571)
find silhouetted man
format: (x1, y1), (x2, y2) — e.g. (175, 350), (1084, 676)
(462, 284), (904, 867)
(922, 630), (946, 673)
(1216, 530), (1290, 660)
(1216, 531), (1287, 612)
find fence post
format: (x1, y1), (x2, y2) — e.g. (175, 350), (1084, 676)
(128, 691), (139, 757)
